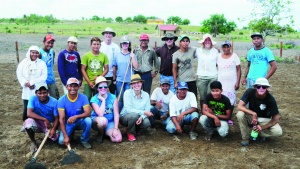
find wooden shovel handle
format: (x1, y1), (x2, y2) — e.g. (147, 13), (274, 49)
(32, 129), (51, 158)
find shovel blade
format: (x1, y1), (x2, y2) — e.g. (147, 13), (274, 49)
(60, 151), (83, 165)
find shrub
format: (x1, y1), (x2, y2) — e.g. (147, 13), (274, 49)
(143, 27), (148, 30)
(239, 32), (243, 35)
(240, 57), (247, 63)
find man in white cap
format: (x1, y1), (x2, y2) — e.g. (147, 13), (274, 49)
(237, 77), (282, 146)
(100, 28), (120, 94)
(241, 32), (277, 89)
(21, 83), (59, 152)
(58, 77), (92, 149)
(57, 36), (83, 94)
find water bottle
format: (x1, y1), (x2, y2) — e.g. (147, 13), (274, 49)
(251, 125), (258, 140)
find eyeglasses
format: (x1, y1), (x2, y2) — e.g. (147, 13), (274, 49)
(98, 86), (108, 89)
(255, 85), (267, 89)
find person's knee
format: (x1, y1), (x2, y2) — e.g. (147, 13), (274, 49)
(272, 125), (283, 137)
(84, 117), (92, 126)
(218, 127), (229, 137)
(236, 111), (245, 120)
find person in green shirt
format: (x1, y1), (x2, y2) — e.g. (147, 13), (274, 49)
(81, 37), (109, 100)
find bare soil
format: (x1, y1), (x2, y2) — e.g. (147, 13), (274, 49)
(0, 33), (300, 169)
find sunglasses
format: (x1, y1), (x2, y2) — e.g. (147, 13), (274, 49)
(166, 38), (174, 41)
(98, 86), (108, 89)
(255, 85), (267, 89)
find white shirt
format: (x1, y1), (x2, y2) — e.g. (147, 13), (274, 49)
(100, 42), (120, 77)
(196, 47), (219, 77)
(150, 87), (175, 112)
(169, 92), (198, 117)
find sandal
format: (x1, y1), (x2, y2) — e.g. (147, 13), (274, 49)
(228, 120), (233, 125)
(30, 142), (37, 152)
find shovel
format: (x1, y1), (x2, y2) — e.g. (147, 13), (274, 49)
(60, 144), (83, 165)
(24, 130), (50, 169)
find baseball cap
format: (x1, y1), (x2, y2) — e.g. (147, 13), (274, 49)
(35, 83), (48, 92)
(160, 79), (170, 85)
(253, 78), (270, 87)
(67, 36), (78, 43)
(44, 34), (55, 42)
(221, 40), (231, 47)
(177, 82), (188, 89)
(66, 77), (80, 85)
(179, 35), (190, 42)
(120, 35), (130, 43)
(140, 34), (149, 40)
(251, 32), (263, 39)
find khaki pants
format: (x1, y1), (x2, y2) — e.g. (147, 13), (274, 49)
(236, 111), (282, 140)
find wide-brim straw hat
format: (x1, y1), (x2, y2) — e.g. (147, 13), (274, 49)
(94, 76), (111, 89)
(130, 74), (144, 84)
(198, 33), (217, 45)
(101, 27), (116, 37)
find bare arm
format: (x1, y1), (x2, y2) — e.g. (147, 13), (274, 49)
(235, 65), (241, 90)
(265, 61), (277, 79)
(172, 63), (178, 89)
(241, 61), (250, 85)
(102, 65), (109, 77)
(81, 64), (93, 88)
(113, 98), (120, 129)
(58, 109), (69, 145)
(237, 100), (258, 125)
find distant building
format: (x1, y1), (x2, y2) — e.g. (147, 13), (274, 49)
(155, 25), (180, 37)
(147, 19), (164, 25)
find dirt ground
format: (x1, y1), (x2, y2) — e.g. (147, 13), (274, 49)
(0, 33), (300, 169)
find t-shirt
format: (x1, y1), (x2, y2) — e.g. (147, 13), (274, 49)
(196, 47), (218, 77)
(150, 87), (175, 112)
(169, 92), (198, 117)
(90, 93), (116, 117)
(57, 49), (82, 86)
(40, 48), (56, 84)
(81, 51), (109, 84)
(204, 93), (231, 115)
(172, 47), (197, 82)
(100, 42), (120, 77)
(113, 52), (137, 83)
(27, 95), (58, 123)
(241, 88), (279, 118)
(57, 93), (90, 121)
(247, 46), (275, 81)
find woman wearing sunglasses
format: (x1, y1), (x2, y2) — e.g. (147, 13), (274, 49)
(90, 76), (122, 143)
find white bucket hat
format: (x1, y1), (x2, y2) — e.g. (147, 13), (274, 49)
(198, 33), (216, 45)
(101, 27), (116, 37)
(67, 36), (78, 43)
(253, 78), (271, 87)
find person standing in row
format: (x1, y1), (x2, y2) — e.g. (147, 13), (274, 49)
(17, 45), (47, 121)
(134, 34), (159, 95)
(172, 35), (198, 98)
(100, 28), (120, 94)
(217, 40), (241, 125)
(155, 33), (180, 93)
(113, 35), (138, 110)
(81, 37), (109, 100)
(241, 32), (277, 88)
(196, 34), (219, 110)
(39, 34), (60, 99)
(57, 36), (83, 94)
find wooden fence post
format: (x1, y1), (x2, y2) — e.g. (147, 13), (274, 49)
(280, 42), (283, 57)
(231, 40), (234, 52)
(15, 41), (19, 63)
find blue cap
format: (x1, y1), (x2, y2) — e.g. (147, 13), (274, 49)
(177, 82), (188, 89)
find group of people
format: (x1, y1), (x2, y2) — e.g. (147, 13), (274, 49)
(16, 28), (283, 152)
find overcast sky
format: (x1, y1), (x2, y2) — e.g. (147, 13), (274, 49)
(1, 0), (299, 29)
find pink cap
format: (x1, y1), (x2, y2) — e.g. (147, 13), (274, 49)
(139, 34), (149, 40)
(45, 34), (55, 42)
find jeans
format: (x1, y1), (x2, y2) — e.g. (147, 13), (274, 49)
(160, 75), (176, 94)
(58, 117), (92, 144)
(166, 112), (199, 133)
(149, 106), (169, 126)
(47, 83), (60, 100)
(236, 111), (282, 140)
(246, 78), (256, 89)
(139, 72), (152, 95)
(116, 81), (131, 111)
(119, 113), (151, 134)
(199, 115), (229, 137)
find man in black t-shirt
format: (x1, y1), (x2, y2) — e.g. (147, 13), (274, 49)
(199, 81), (231, 141)
(237, 78), (282, 146)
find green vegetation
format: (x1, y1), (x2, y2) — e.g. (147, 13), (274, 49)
(0, 14), (59, 24)
(240, 55), (298, 64)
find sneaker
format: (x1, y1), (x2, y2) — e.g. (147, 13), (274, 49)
(241, 140), (249, 146)
(259, 136), (266, 142)
(228, 120), (233, 125)
(205, 134), (213, 141)
(82, 142), (91, 149)
(127, 131), (136, 141)
(189, 131), (198, 140)
(96, 133), (104, 143)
